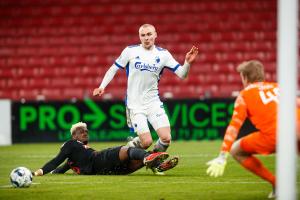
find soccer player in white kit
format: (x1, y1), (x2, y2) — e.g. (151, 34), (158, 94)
(93, 24), (198, 153)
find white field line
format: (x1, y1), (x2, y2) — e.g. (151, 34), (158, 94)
(1, 181), (299, 188)
(0, 182), (40, 188)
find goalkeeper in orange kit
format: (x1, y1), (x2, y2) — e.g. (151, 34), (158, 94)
(206, 60), (300, 198)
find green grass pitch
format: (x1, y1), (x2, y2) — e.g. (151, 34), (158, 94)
(0, 141), (299, 200)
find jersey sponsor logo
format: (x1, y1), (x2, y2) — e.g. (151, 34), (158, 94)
(134, 61), (159, 72)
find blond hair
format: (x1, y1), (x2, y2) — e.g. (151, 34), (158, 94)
(138, 24), (156, 34)
(237, 60), (265, 83)
(70, 122), (87, 135)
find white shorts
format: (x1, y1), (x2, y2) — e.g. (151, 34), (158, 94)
(126, 101), (170, 134)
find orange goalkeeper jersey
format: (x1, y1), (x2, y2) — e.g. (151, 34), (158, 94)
(221, 82), (278, 152)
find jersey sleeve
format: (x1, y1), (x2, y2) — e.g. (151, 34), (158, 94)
(114, 47), (130, 69)
(221, 94), (248, 152)
(50, 162), (71, 174)
(41, 141), (73, 174)
(163, 50), (180, 72)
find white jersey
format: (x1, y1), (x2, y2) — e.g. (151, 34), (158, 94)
(115, 44), (180, 109)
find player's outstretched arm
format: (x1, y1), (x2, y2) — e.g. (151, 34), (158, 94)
(50, 162), (71, 174)
(206, 97), (246, 177)
(33, 143), (71, 176)
(93, 64), (120, 97)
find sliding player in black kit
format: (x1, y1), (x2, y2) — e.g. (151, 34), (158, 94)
(33, 122), (178, 176)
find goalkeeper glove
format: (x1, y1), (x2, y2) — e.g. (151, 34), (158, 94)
(206, 152), (229, 177)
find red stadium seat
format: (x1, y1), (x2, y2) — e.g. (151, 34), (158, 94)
(0, 79), (6, 89)
(0, 90), (19, 99)
(41, 88), (62, 100)
(50, 78), (73, 87)
(62, 88), (84, 99)
(19, 89), (40, 100)
(6, 78), (28, 89)
(17, 68), (40, 78)
(0, 68), (17, 78)
(28, 78), (50, 89)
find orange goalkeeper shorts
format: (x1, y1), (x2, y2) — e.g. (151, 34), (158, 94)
(240, 131), (276, 155)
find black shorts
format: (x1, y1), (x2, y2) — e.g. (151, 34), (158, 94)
(92, 146), (132, 175)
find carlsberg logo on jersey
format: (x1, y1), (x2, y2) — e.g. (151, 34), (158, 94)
(134, 62), (159, 72)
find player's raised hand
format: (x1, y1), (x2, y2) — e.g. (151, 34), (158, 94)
(185, 46), (198, 64)
(93, 88), (105, 96)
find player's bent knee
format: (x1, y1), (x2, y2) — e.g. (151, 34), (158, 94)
(230, 145), (241, 160)
(156, 126), (171, 143)
(229, 148), (237, 158)
(230, 140), (241, 157)
(160, 137), (171, 145)
(140, 139), (152, 149)
(138, 132), (153, 149)
(159, 134), (171, 144)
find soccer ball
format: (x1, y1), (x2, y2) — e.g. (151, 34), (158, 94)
(10, 167), (33, 188)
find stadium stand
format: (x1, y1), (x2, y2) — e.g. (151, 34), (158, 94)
(0, 0), (285, 101)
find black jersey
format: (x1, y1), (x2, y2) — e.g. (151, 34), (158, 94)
(41, 140), (134, 175)
(41, 140), (95, 175)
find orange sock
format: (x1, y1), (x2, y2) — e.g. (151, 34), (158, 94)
(241, 156), (275, 187)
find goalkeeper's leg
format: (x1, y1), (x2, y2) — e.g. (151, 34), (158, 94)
(230, 139), (276, 189)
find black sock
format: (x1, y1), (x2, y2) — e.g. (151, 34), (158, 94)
(127, 147), (150, 160)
